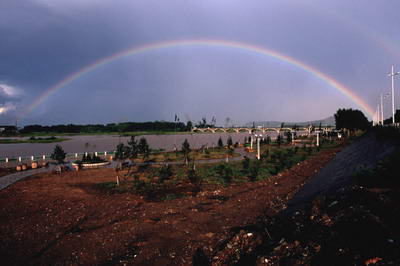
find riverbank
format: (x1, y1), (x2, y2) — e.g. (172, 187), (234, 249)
(0, 136), (69, 144)
(2, 130), (192, 137)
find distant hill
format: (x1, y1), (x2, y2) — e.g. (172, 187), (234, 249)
(244, 116), (335, 128)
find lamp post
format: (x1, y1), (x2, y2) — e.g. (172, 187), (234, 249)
(380, 94), (384, 125)
(388, 65), (399, 125)
(254, 134), (262, 160)
(380, 93), (390, 125)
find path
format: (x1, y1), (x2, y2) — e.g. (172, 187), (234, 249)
(0, 167), (53, 190)
(287, 132), (399, 210)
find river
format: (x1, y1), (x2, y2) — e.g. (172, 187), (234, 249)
(0, 131), (303, 158)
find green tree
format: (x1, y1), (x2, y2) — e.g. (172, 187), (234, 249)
(384, 109), (400, 125)
(158, 164), (173, 183)
(242, 156), (250, 172)
(215, 163), (233, 185)
(114, 143), (130, 161)
(334, 108), (370, 131)
(248, 160), (260, 181)
(114, 143), (130, 186)
(138, 137), (150, 159)
(128, 136), (138, 159)
(188, 165), (201, 186)
(227, 136), (233, 148)
(285, 131), (292, 143)
(186, 120), (193, 131)
(181, 139), (191, 164)
(217, 137), (224, 148)
(276, 134), (282, 147)
(51, 144), (66, 164)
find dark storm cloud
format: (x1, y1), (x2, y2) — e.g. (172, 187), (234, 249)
(1, 0), (400, 125)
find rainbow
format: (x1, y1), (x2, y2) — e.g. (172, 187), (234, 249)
(24, 39), (375, 118)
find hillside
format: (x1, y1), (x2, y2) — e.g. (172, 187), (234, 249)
(245, 116), (335, 127)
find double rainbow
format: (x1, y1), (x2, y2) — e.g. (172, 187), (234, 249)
(24, 39), (375, 118)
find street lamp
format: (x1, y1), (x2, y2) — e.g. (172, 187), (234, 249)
(254, 134), (262, 160)
(388, 65), (400, 125)
(380, 93), (390, 125)
(315, 131), (320, 147)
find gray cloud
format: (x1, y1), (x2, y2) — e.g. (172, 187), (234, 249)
(1, 0), (399, 125)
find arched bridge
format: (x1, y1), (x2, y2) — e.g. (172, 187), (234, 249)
(191, 126), (334, 134)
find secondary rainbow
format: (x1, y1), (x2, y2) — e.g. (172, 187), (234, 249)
(24, 39), (375, 118)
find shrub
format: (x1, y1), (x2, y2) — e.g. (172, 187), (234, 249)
(242, 156), (250, 171)
(261, 149), (270, 160)
(294, 146), (299, 154)
(227, 136), (233, 147)
(218, 137), (224, 148)
(248, 160), (260, 181)
(181, 139), (191, 164)
(158, 164), (173, 183)
(51, 144), (66, 164)
(188, 167), (201, 185)
(276, 135), (282, 146)
(81, 153), (105, 163)
(215, 163), (233, 184)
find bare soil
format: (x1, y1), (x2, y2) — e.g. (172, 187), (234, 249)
(0, 148), (341, 265)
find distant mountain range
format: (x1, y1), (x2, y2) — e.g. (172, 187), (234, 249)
(244, 116), (335, 127)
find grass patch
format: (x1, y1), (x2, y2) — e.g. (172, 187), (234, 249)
(0, 136), (69, 144)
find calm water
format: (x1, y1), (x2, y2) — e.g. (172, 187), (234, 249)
(0, 131), (303, 158)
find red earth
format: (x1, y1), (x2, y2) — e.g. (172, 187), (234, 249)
(0, 147), (341, 265)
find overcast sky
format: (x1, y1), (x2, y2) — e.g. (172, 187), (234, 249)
(1, 0), (399, 126)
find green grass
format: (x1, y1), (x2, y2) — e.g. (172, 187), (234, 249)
(132, 148), (240, 163)
(0, 137), (69, 144)
(93, 137), (341, 197)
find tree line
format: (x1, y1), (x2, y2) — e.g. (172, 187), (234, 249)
(20, 121), (191, 134)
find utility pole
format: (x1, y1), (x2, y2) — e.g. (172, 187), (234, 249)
(377, 104), (381, 125)
(388, 65), (399, 125)
(380, 94), (384, 125)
